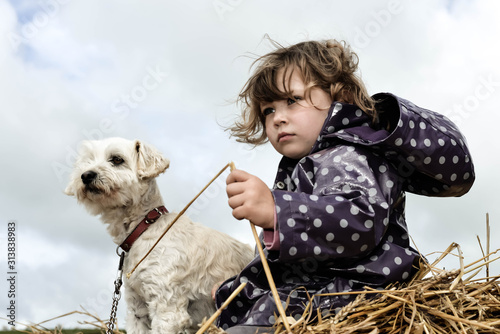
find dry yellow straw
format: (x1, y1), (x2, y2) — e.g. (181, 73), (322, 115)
(229, 162), (292, 334)
(196, 282), (247, 334)
(127, 162), (234, 278)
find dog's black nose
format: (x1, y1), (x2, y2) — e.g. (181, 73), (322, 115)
(81, 171), (97, 185)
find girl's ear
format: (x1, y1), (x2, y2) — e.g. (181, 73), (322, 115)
(135, 140), (170, 179)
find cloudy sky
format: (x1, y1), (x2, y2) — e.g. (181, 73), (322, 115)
(0, 0), (499, 329)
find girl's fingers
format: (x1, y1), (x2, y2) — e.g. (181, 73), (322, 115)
(226, 169), (250, 184)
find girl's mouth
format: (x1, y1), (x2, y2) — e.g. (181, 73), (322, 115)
(278, 132), (294, 142)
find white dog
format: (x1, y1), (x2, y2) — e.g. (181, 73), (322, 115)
(65, 137), (254, 334)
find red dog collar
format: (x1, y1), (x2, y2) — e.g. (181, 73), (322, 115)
(119, 206), (168, 252)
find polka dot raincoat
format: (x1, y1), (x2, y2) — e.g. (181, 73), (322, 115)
(215, 93), (475, 329)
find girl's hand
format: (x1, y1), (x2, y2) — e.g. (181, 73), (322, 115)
(226, 169), (275, 229)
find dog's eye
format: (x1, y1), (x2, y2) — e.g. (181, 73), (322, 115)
(111, 156), (124, 165)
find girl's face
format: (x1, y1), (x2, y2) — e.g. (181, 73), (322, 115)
(261, 68), (332, 160)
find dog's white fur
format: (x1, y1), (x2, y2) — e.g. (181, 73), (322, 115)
(65, 137), (254, 334)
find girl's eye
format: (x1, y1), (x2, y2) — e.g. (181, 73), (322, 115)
(262, 107), (275, 116)
(111, 156), (124, 165)
(287, 96), (302, 105)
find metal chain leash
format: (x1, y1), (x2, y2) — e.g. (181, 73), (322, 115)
(106, 250), (125, 334)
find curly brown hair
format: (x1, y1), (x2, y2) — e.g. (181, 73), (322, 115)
(228, 39), (376, 145)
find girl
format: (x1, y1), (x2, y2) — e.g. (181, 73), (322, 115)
(217, 39), (475, 333)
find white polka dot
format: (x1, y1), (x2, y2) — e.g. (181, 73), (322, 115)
(356, 265), (365, 273)
(383, 267), (391, 275)
(259, 304), (266, 312)
(450, 174), (457, 181)
(368, 188), (377, 197)
(333, 176), (341, 182)
(419, 122), (426, 129)
(347, 146), (355, 152)
(240, 276), (248, 283)
(326, 233), (334, 241)
(405, 249), (413, 256)
(379, 165), (387, 173)
(358, 155), (367, 162)
(333, 156), (341, 163)
(439, 156), (446, 164)
(409, 120), (415, 128)
(387, 235), (394, 242)
(289, 247), (297, 256)
(423, 157), (431, 164)
(381, 202), (389, 209)
(231, 316), (238, 323)
(364, 220), (374, 228)
(251, 266), (258, 274)
(452, 156), (459, 164)
(314, 246), (321, 255)
(438, 138), (445, 146)
(301, 232), (308, 241)
(395, 138), (403, 146)
(299, 205), (308, 213)
(326, 205), (334, 213)
(382, 244), (390, 251)
(306, 171), (314, 179)
(370, 255), (378, 261)
(351, 233), (360, 241)
(279, 233), (284, 242)
(357, 175), (366, 182)
(350, 206), (360, 215)
(410, 139), (417, 147)
(386, 180), (394, 188)
(402, 272), (409, 280)
(314, 218), (322, 227)
(383, 218), (389, 226)
(336, 246), (344, 254)
(463, 172), (470, 180)
(407, 155), (415, 162)
(394, 257), (402, 265)
(287, 218), (296, 227)
(424, 139), (431, 147)
(340, 219), (348, 228)
(335, 196), (344, 202)
(355, 109), (363, 117)
(342, 117), (349, 125)
(436, 174), (443, 180)
(310, 195), (319, 201)
(451, 139), (456, 145)
(268, 316), (275, 324)
(360, 244), (368, 252)
(345, 165), (354, 172)
(283, 194), (292, 201)
(321, 168), (329, 175)
(342, 184), (351, 192)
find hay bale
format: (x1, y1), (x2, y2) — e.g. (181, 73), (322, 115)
(203, 243), (500, 334)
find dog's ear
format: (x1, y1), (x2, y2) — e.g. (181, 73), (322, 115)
(135, 140), (170, 179)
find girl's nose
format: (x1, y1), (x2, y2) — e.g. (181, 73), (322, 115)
(273, 102), (288, 126)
